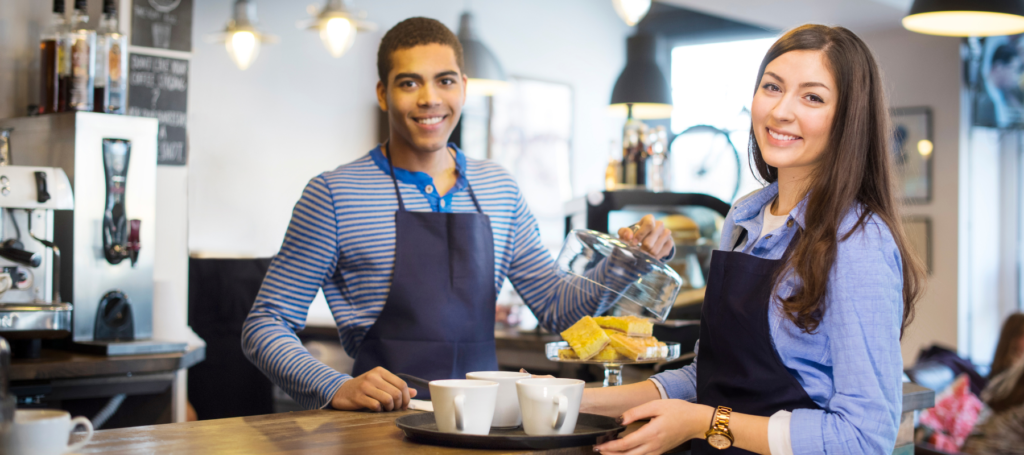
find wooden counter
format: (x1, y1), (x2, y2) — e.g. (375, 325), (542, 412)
(70, 409), (642, 455)
(66, 384), (934, 454)
(10, 346), (205, 381)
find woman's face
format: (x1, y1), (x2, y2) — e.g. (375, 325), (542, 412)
(752, 50), (837, 174)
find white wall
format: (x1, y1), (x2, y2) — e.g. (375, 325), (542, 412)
(187, 0), (631, 256)
(858, 27), (963, 364)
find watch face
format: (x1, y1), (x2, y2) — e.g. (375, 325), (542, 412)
(708, 434), (732, 449)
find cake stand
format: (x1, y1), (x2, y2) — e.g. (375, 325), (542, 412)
(545, 341), (682, 387)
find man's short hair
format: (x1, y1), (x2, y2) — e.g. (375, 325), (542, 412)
(377, 17), (465, 86)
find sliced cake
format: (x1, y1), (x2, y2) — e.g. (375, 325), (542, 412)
(592, 345), (621, 361)
(594, 315), (654, 337)
(607, 332), (645, 361)
(560, 316), (610, 360)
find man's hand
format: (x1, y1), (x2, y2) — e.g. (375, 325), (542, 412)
(331, 366), (416, 412)
(617, 214), (673, 259)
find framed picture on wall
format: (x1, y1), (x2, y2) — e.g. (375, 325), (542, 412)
(903, 216), (932, 275)
(891, 107), (933, 204)
(489, 77), (574, 250)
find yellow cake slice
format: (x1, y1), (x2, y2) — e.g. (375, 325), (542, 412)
(608, 333), (663, 361)
(592, 346), (622, 361)
(558, 348), (579, 360)
(594, 316), (654, 337)
(560, 316), (610, 360)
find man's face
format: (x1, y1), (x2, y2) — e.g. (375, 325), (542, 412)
(377, 44), (466, 154)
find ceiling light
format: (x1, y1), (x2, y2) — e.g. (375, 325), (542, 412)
(610, 34), (672, 119)
(612, 0), (652, 27)
(904, 0), (1024, 37)
(457, 12), (508, 96)
(210, 0), (278, 70)
(303, 0), (377, 58)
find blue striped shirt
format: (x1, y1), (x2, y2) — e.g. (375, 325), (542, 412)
(242, 144), (602, 409)
(651, 182), (905, 454)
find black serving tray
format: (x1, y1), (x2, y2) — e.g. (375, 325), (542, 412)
(395, 412), (625, 450)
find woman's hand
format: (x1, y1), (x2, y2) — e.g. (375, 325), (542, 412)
(617, 214), (673, 259)
(594, 399), (714, 455)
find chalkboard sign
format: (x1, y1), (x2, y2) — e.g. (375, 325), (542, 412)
(127, 54), (188, 166)
(131, 0), (193, 52)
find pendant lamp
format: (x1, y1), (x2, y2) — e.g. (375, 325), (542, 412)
(211, 0), (278, 70)
(903, 0), (1024, 37)
(612, 0), (652, 26)
(303, 0), (377, 58)
(457, 12), (509, 96)
(609, 34), (672, 119)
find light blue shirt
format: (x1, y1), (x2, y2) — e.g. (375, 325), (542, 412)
(651, 182), (905, 454)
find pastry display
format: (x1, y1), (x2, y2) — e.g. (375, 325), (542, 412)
(559, 316), (611, 361)
(558, 315), (668, 362)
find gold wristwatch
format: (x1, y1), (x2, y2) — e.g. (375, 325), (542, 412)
(705, 406), (734, 450)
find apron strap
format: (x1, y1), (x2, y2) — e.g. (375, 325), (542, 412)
(384, 144), (485, 215)
(448, 148), (485, 215)
(383, 143), (407, 212)
(731, 225), (802, 258)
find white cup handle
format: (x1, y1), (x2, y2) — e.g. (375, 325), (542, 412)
(454, 394), (465, 432)
(552, 394), (568, 430)
(66, 416), (94, 452)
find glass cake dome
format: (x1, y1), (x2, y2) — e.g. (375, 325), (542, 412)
(555, 229), (683, 322)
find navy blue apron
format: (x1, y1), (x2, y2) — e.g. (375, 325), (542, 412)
(350, 147), (498, 399)
(692, 229), (821, 454)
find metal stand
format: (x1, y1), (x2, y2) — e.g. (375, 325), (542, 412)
(603, 363), (624, 387)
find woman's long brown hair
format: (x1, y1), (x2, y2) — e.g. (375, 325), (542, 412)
(749, 25), (925, 336)
(990, 314), (1024, 380)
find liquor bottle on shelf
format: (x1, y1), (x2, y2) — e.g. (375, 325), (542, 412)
(645, 126), (671, 192)
(95, 0), (127, 114)
(621, 115), (647, 188)
(605, 140), (622, 191)
(65, 0), (96, 112)
(39, 0), (67, 114)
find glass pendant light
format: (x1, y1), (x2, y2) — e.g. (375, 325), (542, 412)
(457, 12), (509, 96)
(903, 0), (1024, 37)
(210, 0), (277, 70)
(303, 0), (377, 58)
(612, 0), (652, 27)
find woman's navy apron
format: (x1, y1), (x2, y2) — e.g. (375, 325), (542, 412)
(692, 230), (822, 454)
(350, 147), (498, 400)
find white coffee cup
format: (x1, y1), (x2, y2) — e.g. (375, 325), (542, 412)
(0, 409), (94, 455)
(466, 371), (531, 428)
(429, 379), (499, 435)
(516, 378), (585, 436)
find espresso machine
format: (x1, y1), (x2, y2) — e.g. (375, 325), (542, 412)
(0, 113), (160, 352)
(0, 129), (76, 354)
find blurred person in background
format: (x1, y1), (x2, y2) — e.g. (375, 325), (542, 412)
(963, 313), (1024, 455)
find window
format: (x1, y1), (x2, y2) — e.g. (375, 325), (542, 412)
(670, 38), (775, 202)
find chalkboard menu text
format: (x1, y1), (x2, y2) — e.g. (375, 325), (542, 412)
(131, 0), (193, 52)
(127, 54), (188, 165)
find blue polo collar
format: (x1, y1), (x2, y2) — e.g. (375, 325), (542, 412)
(369, 143), (469, 212)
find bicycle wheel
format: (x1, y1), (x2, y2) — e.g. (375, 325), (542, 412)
(669, 125), (742, 202)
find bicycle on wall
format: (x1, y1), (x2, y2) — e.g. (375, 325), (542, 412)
(669, 123), (745, 204)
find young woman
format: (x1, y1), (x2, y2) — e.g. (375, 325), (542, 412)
(587, 24), (926, 455)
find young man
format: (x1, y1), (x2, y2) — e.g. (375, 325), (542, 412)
(242, 17), (673, 412)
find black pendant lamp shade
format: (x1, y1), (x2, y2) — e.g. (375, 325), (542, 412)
(904, 0), (1024, 36)
(610, 34), (672, 119)
(458, 12), (508, 95)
